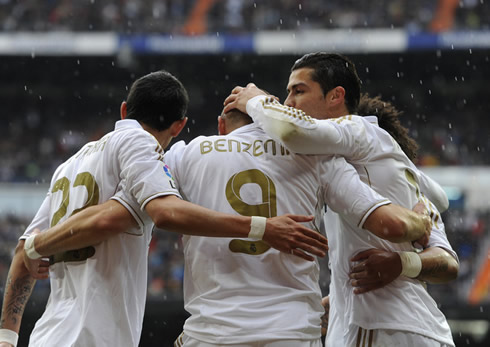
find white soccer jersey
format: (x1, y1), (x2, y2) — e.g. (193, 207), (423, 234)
(21, 119), (180, 347)
(246, 96), (456, 346)
(163, 123), (391, 344)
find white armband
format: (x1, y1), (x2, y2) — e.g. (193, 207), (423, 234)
(398, 251), (422, 278)
(248, 216), (266, 240)
(24, 235), (42, 260)
(0, 329), (19, 347)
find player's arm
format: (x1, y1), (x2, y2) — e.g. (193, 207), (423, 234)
(144, 195), (327, 261)
(363, 203), (431, 245)
(0, 241), (36, 347)
(24, 200), (135, 263)
(349, 199), (458, 294)
(224, 84), (366, 157)
(417, 170), (449, 212)
(324, 157), (431, 245)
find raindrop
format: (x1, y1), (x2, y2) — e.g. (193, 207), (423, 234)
(31, 51), (35, 59)
(428, 89), (432, 95)
(299, 4), (302, 10)
(410, 93), (414, 99)
(419, 80), (423, 85)
(469, 48), (472, 54)
(449, 123), (452, 129)
(436, 50), (442, 57)
(250, 72), (254, 78)
(254, 2), (257, 8)
(24, 85), (27, 91)
(435, 65), (439, 71)
(279, 19), (283, 24)
(224, 75), (229, 80)
(39, 95), (42, 100)
(365, 67), (369, 73)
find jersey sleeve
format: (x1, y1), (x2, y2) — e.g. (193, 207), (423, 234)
(246, 95), (374, 160)
(162, 140), (187, 192)
(420, 195), (458, 262)
(20, 192), (52, 240)
(319, 156), (391, 228)
(417, 170), (449, 212)
(115, 129), (181, 210)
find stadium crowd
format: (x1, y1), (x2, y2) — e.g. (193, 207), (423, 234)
(0, 0), (488, 33)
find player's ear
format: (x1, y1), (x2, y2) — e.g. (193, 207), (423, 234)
(170, 117), (188, 137)
(218, 115), (226, 135)
(120, 101), (127, 120)
(329, 86), (345, 106)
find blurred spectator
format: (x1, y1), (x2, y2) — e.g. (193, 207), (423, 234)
(1, 0), (489, 33)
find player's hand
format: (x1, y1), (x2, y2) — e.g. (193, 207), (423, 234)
(412, 201), (431, 247)
(349, 248), (402, 294)
(0, 342), (14, 347)
(262, 214), (328, 261)
(23, 229), (50, 280)
(223, 83), (270, 114)
(321, 295), (330, 336)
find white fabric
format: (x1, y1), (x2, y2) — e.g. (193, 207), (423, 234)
(246, 96), (456, 346)
(20, 119), (180, 347)
(399, 251), (423, 278)
(163, 123), (390, 345)
(0, 329), (19, 347)
(177, 332), (322, 347)
(344, 327), (453, 347)
(24, 235), (41, 259)
(249, 216), (267, 240)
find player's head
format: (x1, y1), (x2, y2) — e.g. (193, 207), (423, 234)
(218, 108), (252, 135)
(358, 93), (418, 161)
(124, 70), (189, 131)
(285, 52), (361, 119)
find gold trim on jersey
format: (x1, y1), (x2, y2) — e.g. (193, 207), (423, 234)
(363, 166), (372, 187)
(113, 196), (145, 236)
(260, 98), (316, 124)
(174, 332), (184, 347)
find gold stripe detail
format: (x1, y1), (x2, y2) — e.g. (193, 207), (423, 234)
(363, 166), (372, 187)
(368, 330), (374, 347)
(356, 327), (363, 347)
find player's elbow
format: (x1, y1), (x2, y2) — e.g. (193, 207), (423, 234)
(146, 195), (182, 231)
(446, 255), (460, 281)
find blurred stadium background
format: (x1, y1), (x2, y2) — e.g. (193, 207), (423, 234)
(0, 0), (489, 346)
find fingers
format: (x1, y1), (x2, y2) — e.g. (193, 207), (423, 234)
(350, 249), (377, 262)
(290, 248), (315, 262)
(287, 214), (314, 223)
(353, 283), (382, 295)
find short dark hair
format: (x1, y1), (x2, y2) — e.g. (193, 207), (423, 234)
(292, 52), (361, 113)
(357, 93), (419, 161)
(126, 70), (189, 131)
(223, 108), (253, 126)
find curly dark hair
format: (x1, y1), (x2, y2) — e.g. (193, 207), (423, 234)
(357, 93), (418, 161)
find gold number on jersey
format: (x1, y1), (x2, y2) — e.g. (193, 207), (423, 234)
(225, 169), (277, 255)
(50, 172), (100, 227)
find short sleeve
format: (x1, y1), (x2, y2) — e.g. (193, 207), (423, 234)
(320, 156), (391, 228)
(20, 192), (52, 240)
(116, 129), (181, 210)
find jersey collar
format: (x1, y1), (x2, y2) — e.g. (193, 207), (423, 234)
(114, 119), (144, 131)
(363, 115), (379, 126)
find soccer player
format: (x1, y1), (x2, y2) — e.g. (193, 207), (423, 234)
(224, 52), (458, 346)
(0, 70), (329, 347)
(165, 107), (430, 347)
